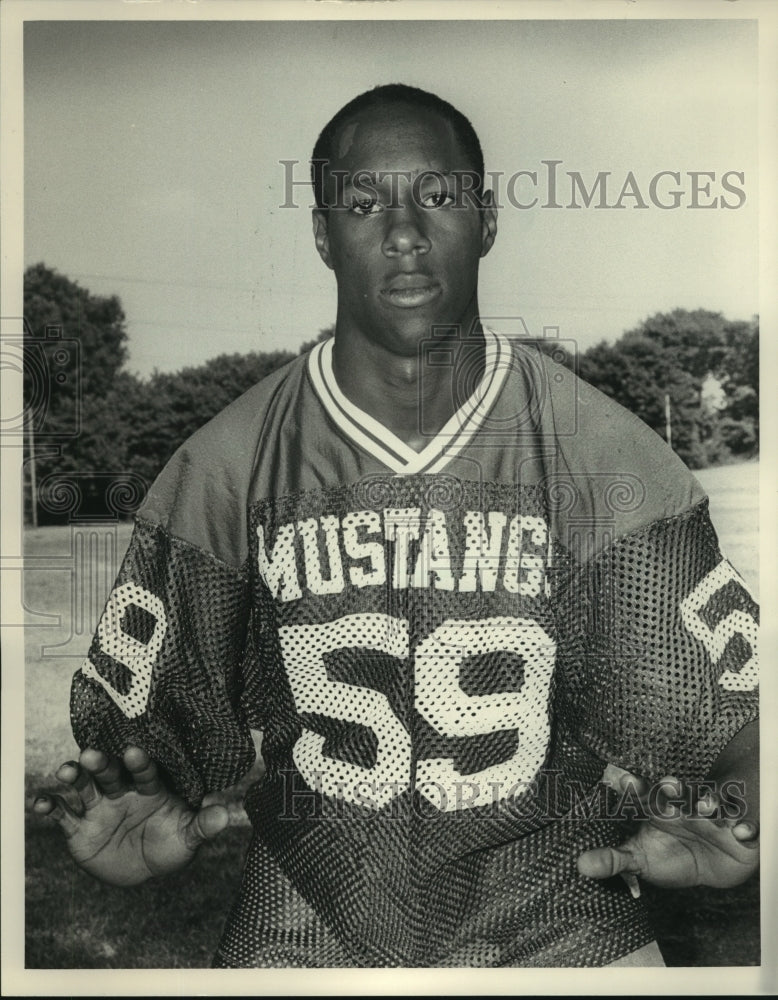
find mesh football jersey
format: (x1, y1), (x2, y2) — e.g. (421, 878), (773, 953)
(71, 329), (759, 967)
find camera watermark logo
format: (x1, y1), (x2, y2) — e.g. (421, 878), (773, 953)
(5, 472), (147, 654)
(1, 316), (81, 440)
(417, 317), (579, 443)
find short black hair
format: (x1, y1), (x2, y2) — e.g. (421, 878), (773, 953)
(310, 83), (485, 210)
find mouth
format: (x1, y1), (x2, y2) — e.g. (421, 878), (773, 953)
(380, 274), (441, 309)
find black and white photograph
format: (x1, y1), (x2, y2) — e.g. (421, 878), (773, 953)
(1, 0), (775, 995)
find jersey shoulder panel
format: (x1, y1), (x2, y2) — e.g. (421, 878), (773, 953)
(138, 352), (309, 566)
(507, 340), (707, 553)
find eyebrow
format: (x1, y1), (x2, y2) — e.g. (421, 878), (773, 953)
(335, 169), (458, 187)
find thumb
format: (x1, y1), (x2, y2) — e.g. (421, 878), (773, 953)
(182, 802), (230, 851)
(577, 843), (644, 880)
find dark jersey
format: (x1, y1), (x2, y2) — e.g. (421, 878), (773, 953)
(71, 330), (759, 967)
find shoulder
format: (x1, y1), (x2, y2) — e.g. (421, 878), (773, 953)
(498, 334), (706, 547)
(178, 352), (307, 458)
(137, 352), (309, 565)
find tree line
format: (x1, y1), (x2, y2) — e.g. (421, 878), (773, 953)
(23, 263), (758, 524)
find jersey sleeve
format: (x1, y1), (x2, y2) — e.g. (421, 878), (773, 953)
(554, 498), (759, 781)
(69, 411), (261, 806)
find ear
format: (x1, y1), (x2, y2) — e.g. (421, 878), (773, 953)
(312, 210), (334, 270)
(479, 189), (498, 258)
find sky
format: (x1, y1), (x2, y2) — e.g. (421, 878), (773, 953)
(22, 14), (760, 378)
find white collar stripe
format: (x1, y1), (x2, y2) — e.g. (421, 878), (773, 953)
(309, 342), (409, 471)
(306, 329), (510, 476)
(319, 340), (420, 465)
(419, 330), (509, 474)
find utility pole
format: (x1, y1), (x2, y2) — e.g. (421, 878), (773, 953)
(664, 392), (673, 451)
(26, 407), (38, 528)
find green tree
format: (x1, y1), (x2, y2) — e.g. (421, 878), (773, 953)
(579, 334), (708, 467)
(575, 310), (758, 468)
(622, 309), (730, 381)
(24, 263), (128, 404)
(23, 265), (303, 521)
(23, 264), (135, 522)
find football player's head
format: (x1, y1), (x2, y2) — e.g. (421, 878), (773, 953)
(309, 85), (497, 357)
(310, 84), (485, 212)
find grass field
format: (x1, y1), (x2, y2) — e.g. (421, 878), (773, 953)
(23, 461), (760, 968)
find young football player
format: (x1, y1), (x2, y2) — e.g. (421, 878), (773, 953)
(34, 84), (759, 968)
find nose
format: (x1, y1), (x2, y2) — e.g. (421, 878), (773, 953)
(381, 204), (431, 258)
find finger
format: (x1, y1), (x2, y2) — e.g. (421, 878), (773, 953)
(695, 788), (738, 830)
(181, 804), (229, 853)
(577, 844), (645, 880)
(653, 776), (685, 818)
(605, 766), (650, 798)
(56, 759), (102, 811)
(123, 746), (164, 797)
(79, 748), (127, 800)
(732, 821), (760, 847)
(54, 760), (82, 787)
(57, 758), (107, 796)
(32, 793), (82, 839)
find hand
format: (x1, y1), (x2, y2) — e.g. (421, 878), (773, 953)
(32, 746), (229, 887)
(577, 770), (759, 891)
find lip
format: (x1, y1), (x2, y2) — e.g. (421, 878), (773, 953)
(381, 274), (441, 308)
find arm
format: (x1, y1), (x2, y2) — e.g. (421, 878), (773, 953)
(578, 719), (759, 889)
(37, 425), (262, 885)
(553, 493), (759, 892)
(33, 746), (229, 887)
(60, 515), (256, 866)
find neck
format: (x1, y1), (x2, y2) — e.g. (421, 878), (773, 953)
(331, 318), (487, 451)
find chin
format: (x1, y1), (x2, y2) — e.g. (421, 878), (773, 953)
(380, 325), (437, 357)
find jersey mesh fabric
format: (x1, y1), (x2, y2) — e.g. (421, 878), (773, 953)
(71, 520), (256, 803)
(214, 816), (653, 967)
(69, 334), (759, 968)
(555, 500), (758, 780)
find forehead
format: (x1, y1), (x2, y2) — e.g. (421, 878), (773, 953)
(326, 103), (466, 178)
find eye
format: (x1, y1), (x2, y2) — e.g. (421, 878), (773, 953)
(420, 190), (455, 209)
(350, 196), (382, 216)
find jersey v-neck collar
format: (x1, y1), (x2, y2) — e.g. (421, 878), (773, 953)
(307, 328), (510, 476)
